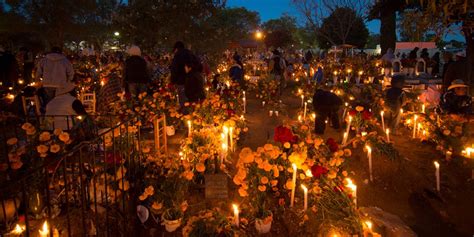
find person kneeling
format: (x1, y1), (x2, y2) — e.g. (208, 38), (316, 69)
(45, 83), (87, 131)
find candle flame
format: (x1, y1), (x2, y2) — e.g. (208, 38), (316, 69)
(232, 204), (239, 213)
(39, 220), (49, 236)
(365, 145), (372, 153)
(292, 163), (297, 170)
(386, 128), (389, 134)
(345, 178), (357, 191)
(434, 161), (439, 168)
(10, 224), (25, 234)
(365, 220), (373, 230)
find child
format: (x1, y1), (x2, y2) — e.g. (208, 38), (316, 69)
(384, 75), (406, 134)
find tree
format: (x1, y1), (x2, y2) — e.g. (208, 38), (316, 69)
(398, 8), (446, 42)
(365, 33), (380, 49)
(292, 0), (371, 48)
(405, 0), (473, 93)
(262, 15), (298, 48)
(368, 0), (406, 54)
(316, 7), (369, 49)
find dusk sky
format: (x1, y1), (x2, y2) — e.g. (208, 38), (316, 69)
(227, 0), (463, 41)
(227, 0), (381, 33)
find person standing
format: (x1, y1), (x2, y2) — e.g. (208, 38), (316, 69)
(170, 41), (192, 107)
(184, 55), (205, 103)
(0, 47), (20, 88)
(313, 88), (343, 134)
(431, 52), (440, 76)
(229, 54), (244, 88)
(35, 46), (74, 104)
(269, 49), (286, 95)
(123, 45), (150, 97)
(20, 47), (35, 84)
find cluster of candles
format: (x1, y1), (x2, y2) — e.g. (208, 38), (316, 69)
(9, 220), (58, 236)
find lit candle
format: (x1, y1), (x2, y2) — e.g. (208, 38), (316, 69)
(386, 128), (390, 142)
(298, 115), (302, 123)
(187, 120), (192, 137)
(413, 115), (418, 139)
(221, 143), (228, 163)
(345, 178), (357, 207)
(232, 204), (239, 227)
(345, 116), (352, 138)
(269, 110), (273, 116)
(312, 113), (316, 120)
(301, 184), (308, 211)
(223, 126), (229, 148)
(400, 108), (404, 115)
(422, 104), (425, 113)
(342, 132), (348, 146)
(366, 146), (373, 182)
(342, 102), (348, 120)
(10, 223), (25, 235)
(39, 220), (49, 237)
(290, 163), (297, 207)
(446, 150), (452, 160)
(262, 101), (266, 107)
(380, 111), (385, 131)
(434, 161), (440, 192)
(303, 102), (307, 121)
(243, 91), (246, 114)
(301, 95), (304, 107)
(229, 127), (234, 152)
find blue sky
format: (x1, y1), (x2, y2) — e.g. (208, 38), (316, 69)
(227, 0), (463, 41)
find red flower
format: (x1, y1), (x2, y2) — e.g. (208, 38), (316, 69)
(311, 165), (328, 178)
(106, 153), (122, 164)
(362, 110), (372, 120)
(274, 126), (297, 144)
(348, 110), (357, 116)
(226, 109), (235, 117)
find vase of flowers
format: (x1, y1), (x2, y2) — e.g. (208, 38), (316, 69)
(255, 211), (273, 234)
(162, 208), (183, 232)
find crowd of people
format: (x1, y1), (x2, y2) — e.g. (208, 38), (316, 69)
(0, 43), (472, 135)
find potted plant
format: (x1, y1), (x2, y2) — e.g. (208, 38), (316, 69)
(162, 207), (183, 232)
(254, 208), (273, 234)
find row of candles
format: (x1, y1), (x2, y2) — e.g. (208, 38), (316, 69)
(9, 220), (58, 236)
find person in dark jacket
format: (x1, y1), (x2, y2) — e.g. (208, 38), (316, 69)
(229, 54), (244, 88)
(431, 52), (440, 76)
(170, 41), (193, 106)
(384, 75), (406, 134)
(184, 55), (205, 103)
(440, 79), (472, 115)
(0, 47), (20, 88)
(408, 47), (419, 60)
(313, 89), (343, 134)
(124, 45), (150, 97)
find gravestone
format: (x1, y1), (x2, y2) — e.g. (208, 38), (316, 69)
(205, 174), (228, 199)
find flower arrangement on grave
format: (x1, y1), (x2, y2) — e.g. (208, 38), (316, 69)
(182, 208), (239, 237)
(255, 74), (279, 105)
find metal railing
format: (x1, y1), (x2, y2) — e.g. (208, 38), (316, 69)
(0, 114), (148, 236)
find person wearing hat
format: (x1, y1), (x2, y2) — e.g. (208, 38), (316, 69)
(35, 46), (74, 104)
(384, 75), (407, 134)
(229, 53), (244, 88)
(45, 82), (87, 130)
(440, 79), (472, 115)
(123, 45), (150, 98)
(442, 50), (467, 92)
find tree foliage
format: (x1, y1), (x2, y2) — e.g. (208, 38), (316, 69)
(316, 7), (369, 49)
(398, 8), (446, 42)
(262, 15), (298, 48)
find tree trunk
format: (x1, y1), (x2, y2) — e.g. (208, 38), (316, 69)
(380, 8), (397, 55)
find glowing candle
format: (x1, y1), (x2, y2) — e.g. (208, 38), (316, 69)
(262, 101), (266, 107)
(413, 115), (418, 139)
(275, 111), (279, 117)
(312, 113), (316, 120)
(298, 115), (302, 123)
(345, 178), (357, 207)
(229, 127), (234, 152)
(422, 104), (425, 113)
(380, 111), (385, 131)
(232, 204), (239, 227)
(434, 161), (440, 192)
(303, 102), (307, 121)
(243, 91), (246, 114)
(39, 220), (49, 237)
(342, 132), (348, 146)
(386, 128), (390, 142)
(290, 163), (297, 207)
(301, 95), (304, 107)
(345, 116), (352, 138)
(366, 146), (373, 182)
(187, 120), (192, 137)
(301, 184), (308, 211)
(10, 223), (25, 235)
